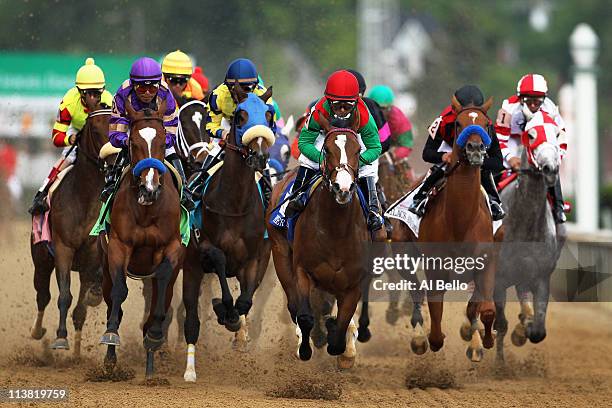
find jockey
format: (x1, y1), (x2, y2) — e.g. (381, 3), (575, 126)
(408, 85), (505, 220)
(28, 58), (113, 215)
(346, 70), (389, 149)
(191, 66), (209, 96)
(101, 56), (195, 211)
(367, 85), (415, 161)
(496, 73), (567, 223)
(285, 70), (383, 231)
(161, 50), (205, 106)
(203, 58), (274, 204)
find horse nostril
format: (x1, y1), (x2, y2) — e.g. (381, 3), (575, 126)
(542, 164), (552, 174)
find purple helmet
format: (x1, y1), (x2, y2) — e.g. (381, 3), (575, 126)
(129, 57), (162, 84)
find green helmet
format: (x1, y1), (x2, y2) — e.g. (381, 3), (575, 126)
(368, 85), (395, 107)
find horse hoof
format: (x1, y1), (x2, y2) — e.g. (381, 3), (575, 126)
(30, 326), (47, 340)
(466, 346), (484, 362)
(100, 332), (120, 346)
(224, 316), (242, 333)
(410, 336), (429, 355)
(104, 354), (117, 370)
(337, 355), (355, 369)
(428, 334), (445, 352)
(327, 343), (346, 357)
(511, 324), (527, 347)
(312, 328), (327, 349)
(357, 327), (372, 343)
(483, 332), (496, 349)
(143, 333), (165, 352)
(50, 337), (69, 350)
(298, 340), (313, 361)
(385, 307), (400, 325)
(460, 321), (473, 342)
(184, 369), (197, 382)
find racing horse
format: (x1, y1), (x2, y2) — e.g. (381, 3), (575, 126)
(494, 111), (566, 361)
(30, 102), (112, 358)
(98, 97), (185, 379)
(268, 112), (368, 369)
(398, 95), (498, 361)
(182, 84), (275, 382)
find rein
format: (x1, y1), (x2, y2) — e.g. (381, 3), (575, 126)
(76, 108), (113, 170)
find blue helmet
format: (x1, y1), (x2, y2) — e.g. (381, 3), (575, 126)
(130, 57), (163, 84)
(225, 58), (258, 84)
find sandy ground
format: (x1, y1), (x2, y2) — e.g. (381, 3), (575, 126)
(1, 220), (612, 407)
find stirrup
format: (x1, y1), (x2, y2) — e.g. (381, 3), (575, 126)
(367, 212), (384, 231)
(490, 202), (505, 221)
(408, 195), (427, 217)
(28, 193), (49, 215)
(285, 193), (306, 218)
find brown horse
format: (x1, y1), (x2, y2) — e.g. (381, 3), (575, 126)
(98, 97), (185, 379)
(182, 85), (274, 382)
(30, 103), (111, 358)
(391, 96), (497, 361)
(268, 113), (368, 369)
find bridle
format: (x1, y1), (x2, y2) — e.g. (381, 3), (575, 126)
(76, 108), (112, 171)
(320, 127), (359, 187)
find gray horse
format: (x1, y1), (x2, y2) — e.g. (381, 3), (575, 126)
(494, 121), (567, 362)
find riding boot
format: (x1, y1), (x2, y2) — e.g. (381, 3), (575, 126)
(548, 178), (566, 224)
(481, 170), (505, 221)
(408, 164), (445, 216)
(377, 183), (393, 233)
(171, 157), (196, 212)
(201, 152), (220, 175)
(258, 168), (273, 210)
(358, 177), (384, 231)
(100, 149), (127, 203)
(28, 190), (50, 215)
(285, 166), (316, 218)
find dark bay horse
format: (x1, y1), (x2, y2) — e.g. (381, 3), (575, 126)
(182, 85), (274, 382)
(175, 99), (209, 176)
(392, 96), (497, 362)
(99, 98), (185, 379)
(30, 103), (112, 358)
(494, 113), (566, 361)
(268, 113), (368, 369)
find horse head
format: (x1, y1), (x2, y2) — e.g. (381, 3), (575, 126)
(126, 96), (167, 205)
(451, 95), (493, 167)
(318, 111), (361, 205)
(230, 82), (275, 172)
(522, 111), (561, 187)
(79, 97), (112, 164)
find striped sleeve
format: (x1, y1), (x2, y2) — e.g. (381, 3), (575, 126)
(163, 95), (179, 147)
(109, 93), (129, 148)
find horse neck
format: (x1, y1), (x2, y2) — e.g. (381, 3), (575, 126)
(444, 161), (483, 226)
(73, 123), (103, 180)
(508, 170), (549, 238)
(212, 143), (256, 212)
(313, 185), (363, 238)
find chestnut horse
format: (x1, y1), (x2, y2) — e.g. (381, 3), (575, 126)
(268, 113), (368, 369)
(99, 98), (185, 379)
(182, 85), (274, 382)
(30, 102), (111, 358)
(391, 95), (497, 361)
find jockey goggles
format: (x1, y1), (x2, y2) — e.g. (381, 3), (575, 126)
(329, 100), (356, 111)
(134, 81), (160, 94)
(521, 96), (544, 108)
(167, 75), (189, 85)
(79, 88), (104, 97)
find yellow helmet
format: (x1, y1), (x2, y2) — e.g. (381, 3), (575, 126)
(162, 50), (193, 76)
(75, 57), (105, 89)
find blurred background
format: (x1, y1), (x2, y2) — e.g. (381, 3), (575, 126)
(0, 0), (610, 230)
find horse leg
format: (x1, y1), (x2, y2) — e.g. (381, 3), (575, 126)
(357, 273), (372, 342)
(100, 239), (130, 349)
(494, 285), (509, 363)
(465, 299), (484, 362)
(234, 258), (260, 350)
(294, 265), (314, 361)
(269, 232), (297, 322)
(511, 284), (532, 347)
(143, 258), (175, 351)
(427, 290), (445, 352)
(140, 279), (152, 330)
(245, 247), (273, 344)
(31, 244), (54, 340)
(202, 244), (239, 332)
(477, 261), (497, 350)
(526, 278), (549, 344)
(183, 259), (204, 382)
(71, 274), (91, 360)
(51, 241), (75, 350)
(310, 289), (333, 349)
(329, 287), (360, 369)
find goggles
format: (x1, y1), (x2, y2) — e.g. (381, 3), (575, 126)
(79, 88), (104, 97)
(134, 82), (160, 94)
(167, 76), (189, 85)
(521, 96), (544, 107)
(329, 100), (356, 110)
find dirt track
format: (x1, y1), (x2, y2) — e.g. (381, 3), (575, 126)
(1, 220), (612, 407)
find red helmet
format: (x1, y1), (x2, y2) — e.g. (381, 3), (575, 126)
(517, 74), (548, 96)
(324, 70), (359, 101)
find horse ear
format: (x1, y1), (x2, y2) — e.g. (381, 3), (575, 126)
(125, 95), (137, 119)
(231, 80), (248, 103)
(318, 110), (331, 134)
(260, 86), (273, 103)
(482, 96), (493, 113)
(451, 94), (462, 113)
(351, 107), (361, 132)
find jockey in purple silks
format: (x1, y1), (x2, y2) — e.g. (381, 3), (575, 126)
(101, 57), (195, 211)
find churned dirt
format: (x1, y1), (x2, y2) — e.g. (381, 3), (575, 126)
(1, 220), (612, 407)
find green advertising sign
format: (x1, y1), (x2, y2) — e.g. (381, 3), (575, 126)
(0, 52), (143, 96)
